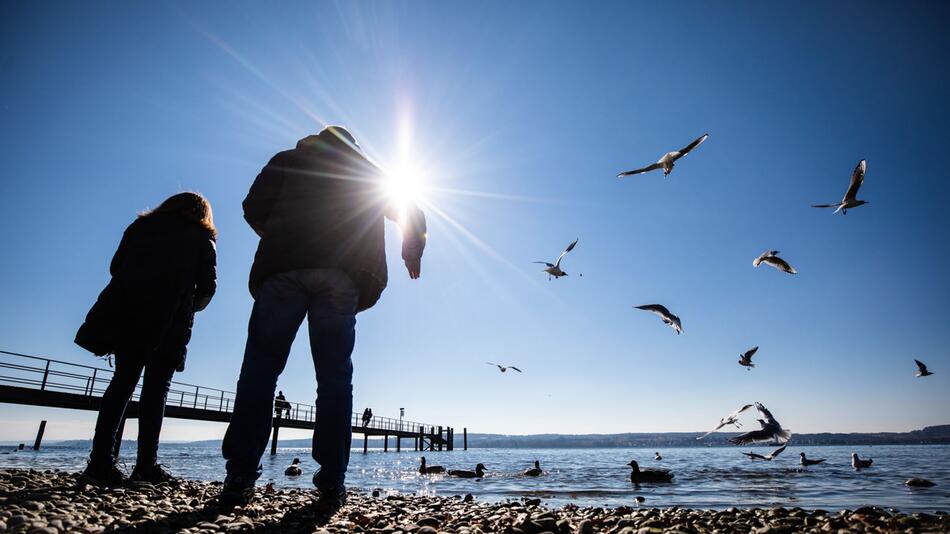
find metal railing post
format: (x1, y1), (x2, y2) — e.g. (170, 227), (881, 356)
(89, 369), (98, 396)
(40, 361), (50, 391)
(193, 386), (199, 408)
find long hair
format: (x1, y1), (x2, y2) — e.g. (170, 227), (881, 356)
(139, 192), (216, 239)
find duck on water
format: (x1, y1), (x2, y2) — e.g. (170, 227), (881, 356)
(448, 463), (486, 478)
(628, 460), (673, 484)
(523, 460), (543, 477)
(284, 458), (302, 476)
(419, 456), (445, 475)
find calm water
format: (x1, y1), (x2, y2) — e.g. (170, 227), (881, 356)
(2, 444), (948, 512)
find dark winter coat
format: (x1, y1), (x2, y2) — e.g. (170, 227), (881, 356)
(243, 133), (426, 312)
(75, 214), (217, 370)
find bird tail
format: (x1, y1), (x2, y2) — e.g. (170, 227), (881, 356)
(777, 429), (791, 443)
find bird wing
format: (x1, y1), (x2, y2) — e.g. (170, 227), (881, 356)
(729, 428), (770, 445)
(767, 444), (788, 459)
(844, 159), (866, 201)
(554, 238), (578, 268)
(744, 347), (759, 359)
(617, 162), (664, 177)
(635, 304), (671, 317)
(763, 256), (797, 274)
(509, 366), (523, 373)
(670, 133), (709, 162)
(811, 203), (841, 208)
(486, 362), (500, 369)
(532, 261), (555, 268)
(915, 360), (928, 373)
(755, 402), (775, 423)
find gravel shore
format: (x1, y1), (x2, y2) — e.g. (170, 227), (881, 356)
(0, 469), (946, 533)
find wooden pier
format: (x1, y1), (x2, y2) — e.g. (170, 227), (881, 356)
(0, 350), (463, 453)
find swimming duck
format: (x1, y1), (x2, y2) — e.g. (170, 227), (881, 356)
(419, 456), (445, 475)
(284, 457), (302, 476)
(523, 460), (543, 477)
(448, 463), (486, 478)
(905, 478), (935, 488)
(851, 453), (873, 469)
(654, 452), (662, 461)
(628, 460), (673, 483)
(799, 452), (826, 466)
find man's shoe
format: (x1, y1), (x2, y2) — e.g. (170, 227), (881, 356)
(130, 463), (176, 484)
(218, 473), (256, 507)
(313, 487), (347, 516)
(78, 461), (127, 488)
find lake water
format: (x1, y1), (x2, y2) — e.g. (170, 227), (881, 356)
(2, 444), (948, 512)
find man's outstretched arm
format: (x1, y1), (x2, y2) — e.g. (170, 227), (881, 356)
(385, 202), (426, 279)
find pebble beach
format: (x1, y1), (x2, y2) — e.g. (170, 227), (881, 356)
(1, 469), (947, 534)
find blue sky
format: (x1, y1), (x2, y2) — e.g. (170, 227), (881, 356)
(1, 1), (948, 442)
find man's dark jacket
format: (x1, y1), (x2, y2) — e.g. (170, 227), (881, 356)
(75, 214), (217, 370)
(243, 134), (426, 312)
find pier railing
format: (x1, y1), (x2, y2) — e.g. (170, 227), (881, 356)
(0, 350), (434, 436)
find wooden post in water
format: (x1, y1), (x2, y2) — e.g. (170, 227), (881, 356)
(463, 427), (468, 451)
(396, 435), (401, 452)
(363, 433), (369, 454)
(33, 420), (47, 450)
(383, 434), (388, 452)
(419, 426), (425, 452)
(437, 426), (443, 452)
(447, 427), (453, 451)
(270, 417), (281, 456)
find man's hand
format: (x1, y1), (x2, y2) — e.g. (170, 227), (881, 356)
(404, 258), (421, 279)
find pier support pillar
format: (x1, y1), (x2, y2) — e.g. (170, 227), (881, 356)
(270, 417), (281, 456)
(113, 417), (127, 459)
(384, 434), (388, 452)
(33, 420), (47, 451)
(396, 435), (401, 452)
(463, 427), (468, 451)
(363, 433), (369, 454)
(438, 426), (443, 451)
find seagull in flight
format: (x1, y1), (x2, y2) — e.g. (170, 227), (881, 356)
(634, 304), (683, 335)
(738, 346), (759, 370)
(617, 133), (708, 178)
(533, 238), (578, 280)
(742, 443), (788, 461)
(697, 403), (754, 439)
(812, 159), (869, 215)
(915, 359), (933, 377)
(753, 250), (797, 275)
(729, 402), (791, 445)
(487, 362), (522, 373)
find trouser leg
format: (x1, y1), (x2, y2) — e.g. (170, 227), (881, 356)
(222, 274), (309, 478)
(134, 359), (177, 467)
(90, 355), (145, 465)
(308, 271), (358, 491)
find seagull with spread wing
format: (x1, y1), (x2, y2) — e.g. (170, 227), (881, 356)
(696, 403), (754, 439)
(753, 250), (797, 275)
(738, 346), (759, 370)
(634, 304), (683, 335)
(729, 402), (791, 445)
(915, 359), (933, 377)
(617, 133), (709, 178)
(533, 238), (578, 280)
(487, 362), (522, 373)
(742, 443), (787, 461)
(812, 159), (869, 215)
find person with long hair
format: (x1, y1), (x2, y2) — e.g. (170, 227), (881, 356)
(75, 192), (217, 485)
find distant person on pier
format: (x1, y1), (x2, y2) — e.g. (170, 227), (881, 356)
(75, 192), (217, 486)
(362, 408), (373, 428)
(219, 126), (427, 512)
(274, 391), (291, 418)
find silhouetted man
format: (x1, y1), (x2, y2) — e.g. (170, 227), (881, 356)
(274, 391), (291, 419)
(220, 126), (426, 512)
(361, 407), (373, 428)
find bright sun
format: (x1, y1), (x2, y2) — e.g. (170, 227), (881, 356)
(384, 159), (426, 209)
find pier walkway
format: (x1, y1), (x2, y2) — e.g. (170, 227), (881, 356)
(0, 350), (463, 453)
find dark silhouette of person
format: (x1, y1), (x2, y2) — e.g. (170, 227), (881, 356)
(362, 408), (373, 428)
(219, 126), (426, 511)
(274, 390), (291, 418)
(75, 192), (217, 486)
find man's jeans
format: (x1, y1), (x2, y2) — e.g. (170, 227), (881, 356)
(222, 269), (358, 491)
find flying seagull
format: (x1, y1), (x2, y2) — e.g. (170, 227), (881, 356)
(487, 362), (522, 373)
(753, 250), (797, 275)
(742, 443), (787, 461)
(915, 359), (933, 377)
(634, 304), (683, 335)
(738, 346), (759, 370)
(617, 133), (709, 178)
(533, 238), (578, 280)
(729, 402), (791, 445)
(697, 403), (755, 439)
(812, 159), (869, 215)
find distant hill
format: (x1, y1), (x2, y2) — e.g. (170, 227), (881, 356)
(466, 425), (950, 448)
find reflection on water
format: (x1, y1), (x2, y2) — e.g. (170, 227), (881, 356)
(2, 444), (948, 512)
